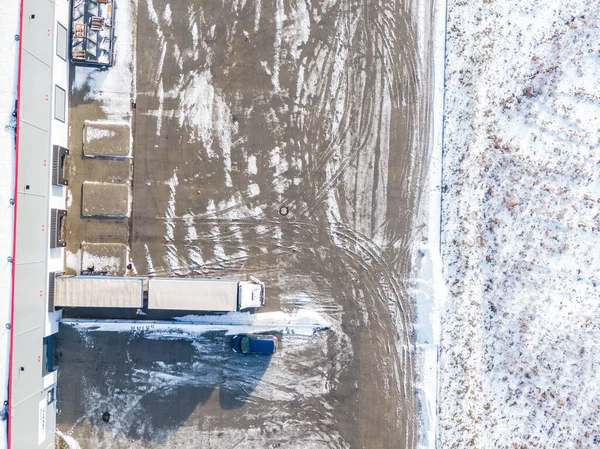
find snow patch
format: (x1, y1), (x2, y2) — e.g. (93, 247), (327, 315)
(164, 169), (178, 241)
(162, 4), (172, 26)
(84, 127), (116, 142)
(177, 70), (215, 155)
(81, 252), (121, 274)
(247, 154), (258, 175)
(144, 244), (155, 276)
(247, 183), (260, 198)
(272, 0), (284, 93)
(254, 0), (262, 31)
(66, 250), (82, 273)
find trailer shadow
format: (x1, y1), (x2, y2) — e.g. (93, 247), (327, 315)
(55, 325), (272, 445)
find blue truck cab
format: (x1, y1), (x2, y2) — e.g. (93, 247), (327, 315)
(232, 334), (277, 355)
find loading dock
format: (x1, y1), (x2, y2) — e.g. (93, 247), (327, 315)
(52, 146), (69, 186)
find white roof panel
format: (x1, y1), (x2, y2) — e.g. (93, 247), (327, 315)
(148, 278), (239, 311)
(55, 276), (144, 308)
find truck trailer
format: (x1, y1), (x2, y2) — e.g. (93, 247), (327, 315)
(54, 276), (145, 308)
(54, 275), (265, 312)
(148, 277), (265, 312)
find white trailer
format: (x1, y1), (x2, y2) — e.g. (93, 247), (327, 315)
(148, 277), (265, 312)
(55, 276), (145, 308)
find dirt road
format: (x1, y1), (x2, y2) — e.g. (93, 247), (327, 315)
(58, 0), (435, 447)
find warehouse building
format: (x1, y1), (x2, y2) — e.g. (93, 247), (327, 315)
(8, 0), (71, 447)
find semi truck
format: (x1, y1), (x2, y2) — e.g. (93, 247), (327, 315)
(54, 275), (265, 312)
(148, 277), (265, 311)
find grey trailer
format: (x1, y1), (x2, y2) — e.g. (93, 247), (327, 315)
(55, 276), (144, 308)
(148, 277), (265, 312)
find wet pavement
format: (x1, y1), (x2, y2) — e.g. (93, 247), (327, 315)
(56, 325), (346, 448)
(58, 0), (435, 447)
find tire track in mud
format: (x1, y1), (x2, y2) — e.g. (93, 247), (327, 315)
(329, 224), (417, 440)
(288, 6), (424, 260)
(281, 7), (426, 442)
(127, 0), (433, 447)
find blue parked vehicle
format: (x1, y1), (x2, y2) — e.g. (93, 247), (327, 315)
(232, 334), (277, 355)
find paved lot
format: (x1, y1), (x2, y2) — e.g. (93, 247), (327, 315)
(58, 0), (434, 447)
(56, 325), (346, 448)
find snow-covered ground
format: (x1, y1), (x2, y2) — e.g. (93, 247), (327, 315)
(0, 3), (20, 449)
(440, 0), (600, 447)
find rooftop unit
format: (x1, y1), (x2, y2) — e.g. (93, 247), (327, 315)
(52, 145), (69, 186)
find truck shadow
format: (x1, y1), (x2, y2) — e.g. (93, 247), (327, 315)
(55, 325), (272, 445)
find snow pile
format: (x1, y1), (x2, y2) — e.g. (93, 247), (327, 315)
(440, 0), (600, 447)
(413, 246), (445, 449)
(62, 309), (331, 337)
(412, 0), (447, 447)
(56, 430), (82, 449)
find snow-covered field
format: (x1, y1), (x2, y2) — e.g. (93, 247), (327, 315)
(439, 0), (600, 447)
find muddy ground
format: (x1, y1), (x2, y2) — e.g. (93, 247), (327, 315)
(58, 0), (435, 447)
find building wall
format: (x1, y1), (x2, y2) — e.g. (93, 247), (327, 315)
(46, 0), (70, 337)
(0, 1), (19, 443)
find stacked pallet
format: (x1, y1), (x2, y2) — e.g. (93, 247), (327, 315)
(73, 22), (86, 38)
(90, 16), (104, 30)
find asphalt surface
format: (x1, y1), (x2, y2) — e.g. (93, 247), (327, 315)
(56, 325), (347, 448)
(57, 0), (435, 447)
